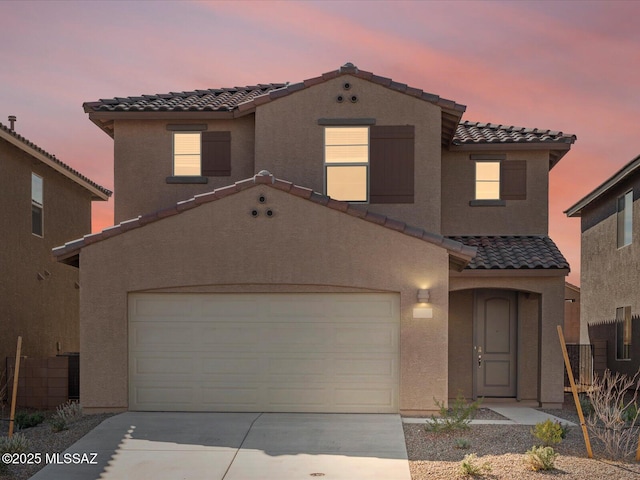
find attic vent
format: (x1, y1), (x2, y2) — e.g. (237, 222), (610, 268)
(343, 82), (351, 90)
(336, 95), (344, 103)
(350, 95), (358, 103)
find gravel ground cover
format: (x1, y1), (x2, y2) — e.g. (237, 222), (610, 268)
(405, 405), (640, 479)
(0, 413), (113, 480)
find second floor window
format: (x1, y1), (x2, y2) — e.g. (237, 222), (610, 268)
(617, 190), (633, 248)
(616, 306), (632, 360)
(32, 173), (43, 237)
(324, 127), (369, 202)
(172, 131), (232, 177)
(173, 132), (201, 176)
(475, 161), (500, 200)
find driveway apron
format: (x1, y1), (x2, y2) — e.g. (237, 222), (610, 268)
(28, 412), (411, 480)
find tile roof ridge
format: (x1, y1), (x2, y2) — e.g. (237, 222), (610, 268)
(0, 121), (111, 197)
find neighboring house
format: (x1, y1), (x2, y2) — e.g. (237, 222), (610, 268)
(564, 282), (581, 344)
(0, 119), (111, 371)
(54, 63), (575, 414)
(566, 154), (640, 375)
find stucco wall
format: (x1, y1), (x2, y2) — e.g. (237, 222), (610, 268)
(78, 186), (451, 414)
(580, 197), (640, 330)
(441, 150), (550, 235)
(254, 75), (442, 232)
(112, 116), (255, 223)
(450, 274), (566, 407)
(0, 139), (92, 362)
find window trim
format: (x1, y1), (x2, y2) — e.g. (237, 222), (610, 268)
(172, 131), (202, 177)
(324, 126), (370, 203)
(616, 306), (632, 361)
(617, 190), (633, 249)
(474, 160), (501, 201)
(31, 173), (43, 238)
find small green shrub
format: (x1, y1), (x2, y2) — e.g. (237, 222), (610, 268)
(454, 438), (471, 449)
(525, 445), (558, 471)
(425, 394), (482, 433)
(49, 400), (82, 433)
(459, 453), (492, 477)
(620, 401), (639, 424)
(14, 411), (46, 430)
(531, 419), (567, 446)
(579, 393), (594, 416)
(0, 432), (29, 454)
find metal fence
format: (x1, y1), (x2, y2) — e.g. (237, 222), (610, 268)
(564, 344), (594, 392)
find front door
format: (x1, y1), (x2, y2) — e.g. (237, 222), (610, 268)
(474, 290), (517, 397)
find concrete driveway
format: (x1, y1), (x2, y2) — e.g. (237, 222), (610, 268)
(29, 412), (411, 480)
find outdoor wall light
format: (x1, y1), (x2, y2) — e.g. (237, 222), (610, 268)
(417, 289), (430, 303)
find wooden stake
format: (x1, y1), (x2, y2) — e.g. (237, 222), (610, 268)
(8, 336), (22, 438)
(557, 326), (593, 458)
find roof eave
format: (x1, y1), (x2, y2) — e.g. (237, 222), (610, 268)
(565, 154), (640, 217)
(0, 128), (111, 200)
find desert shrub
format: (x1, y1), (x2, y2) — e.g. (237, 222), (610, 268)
(579, 393), (594, 416)
(425, 394), (482, 433)
(14, 411), (46, 430)
(586, 369), (640, 460)
(0, 433), (29, 474)
(455, 438), (471, 449)
(531, 419), (567, 446)
(524, 445), (558, 471)
(459, 453), (491, 477)
(49, 400), (82, 433)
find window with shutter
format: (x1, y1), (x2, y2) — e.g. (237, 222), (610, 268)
(369, 125), (414, 204)
(32, 173), (44, 237)
(171, 130), (231, 178)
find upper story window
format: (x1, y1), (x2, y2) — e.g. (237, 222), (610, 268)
(325, 127), (369, 202)
(170, 129), (231, 181)
(616, 306), (632, 360)
(173, 132), (201, 176)
(31, 173), (43, 237)
(323, 124), (414, 204)
(470, 156), (527, 205)
(475, 161), (500, 200)
(617, 190), (633, 248)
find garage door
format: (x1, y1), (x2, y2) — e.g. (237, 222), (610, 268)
(129, 293), (399, 413)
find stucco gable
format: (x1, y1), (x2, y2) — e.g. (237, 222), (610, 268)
(53, 171), (475, 268)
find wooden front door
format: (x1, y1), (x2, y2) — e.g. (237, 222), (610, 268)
(474, 290), (517, 397)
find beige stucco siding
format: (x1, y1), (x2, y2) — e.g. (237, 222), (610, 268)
(79, 186), (451, 413)
(0, 139), (91, 361)
(112, 116), (255, 223)
(441, 151), (550, 235)
(254, 75), (442, 232)
(580, 197), (640, 326)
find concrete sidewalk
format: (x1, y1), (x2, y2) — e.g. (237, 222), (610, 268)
(29, 412), (411, 480)
(403, 405), (577, 426)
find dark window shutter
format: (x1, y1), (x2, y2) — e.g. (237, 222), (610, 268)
(500, 160), (527, 200)
(201, 131), (231, 176)
(369, 125), (414, 204)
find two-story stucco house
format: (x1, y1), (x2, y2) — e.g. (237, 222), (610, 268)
(0, 119), (111, 369)
(566, 154), (640, 375)
(54, 64), (575, 414)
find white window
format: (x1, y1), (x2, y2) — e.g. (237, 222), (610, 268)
(324, 127), (368, 202)
(173, 132), (201, 176)
(616, 306), (632, 360)
(475, 161), (500, 200)
(617, 190), (633, 248)
(31, 173), (43, 237)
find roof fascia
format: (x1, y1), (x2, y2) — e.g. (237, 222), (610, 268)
(449, 142), (571, 153)
(565, 155), (640, 217)
(450, 268), (570, 278)
(0, 129), (110, 201)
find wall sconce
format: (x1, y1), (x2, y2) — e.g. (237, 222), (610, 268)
(417, 289), (430, 303)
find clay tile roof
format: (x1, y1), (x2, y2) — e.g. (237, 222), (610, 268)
(0, 122), (111, 200)
(54, 171), (476, 268)
(454, 121), (576, 146)
(448, 236), (569, 270)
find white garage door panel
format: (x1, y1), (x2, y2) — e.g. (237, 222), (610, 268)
(129, 293), (399, 412)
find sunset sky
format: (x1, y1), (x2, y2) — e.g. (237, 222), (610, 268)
(2, 0), (639, 286)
